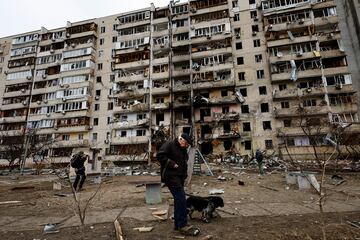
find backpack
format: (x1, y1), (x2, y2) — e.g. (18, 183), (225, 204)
(70, 154), (82, 168)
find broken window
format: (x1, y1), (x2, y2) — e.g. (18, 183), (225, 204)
(257, 69), (265, 79)
(283, 119), (291, 127)
(224, 140), (232, 151)
(260, 103), (269, 112)
(255, 54), (263, 63)
(243, 122), (251, 132)
(236, 42), (243, 50)
(279, 84), (287, 91)
(263, 121), (272, 130)
(244, 140), (252, 150)
(259, 86), (267, 95)
(265, 140), (273, 149)
(238, 72), (245, 81)
(239, 88), (247, 97)
(281, 101), (289, 108)
(302, 99), (317, 107)
(241, 105), (249, 113)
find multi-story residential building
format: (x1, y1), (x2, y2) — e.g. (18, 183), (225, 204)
(0, 0), (359, 171)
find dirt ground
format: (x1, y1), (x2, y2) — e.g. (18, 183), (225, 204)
(0, 167), (360, 240)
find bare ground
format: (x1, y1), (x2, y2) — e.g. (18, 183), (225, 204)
(0, 169), (360, 240)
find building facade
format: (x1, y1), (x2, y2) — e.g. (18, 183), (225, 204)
(0, 0), (359, 171)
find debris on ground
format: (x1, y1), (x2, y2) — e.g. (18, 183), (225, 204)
(209, 189), (224, 195)
(0, 200), (21, 205)
(114, 219), (124, 240)
(43, 223), (59, 234)
(133, 226), (154, 232)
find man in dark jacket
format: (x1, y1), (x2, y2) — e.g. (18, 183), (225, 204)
(72, 151), (88, 192)
(255, 149), (264, 176)
(157, 133), (199, 236)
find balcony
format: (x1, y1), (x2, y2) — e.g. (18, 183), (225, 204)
(53, 139), (89, 148)
(192, 47), (232, 59)
(114, 59), (150, 70)
(323, 66), (348, 76)
(193, 79), (235, 90)
(208, 95), (237, 105)
(173, 68), (190, 78)
(330, 103), (357, 114)
(269, 51), (319, 64)
(276, 126), (330, 137)
(152, 86), (169, 95)
(271, 68), (322, 82)
(273, 87), (325, 100)
(54, 125), (88, 134)
(327, 84), (355, 94)
(266, 18), (312, 33)
(115, 89), (149, 99)
(0, 129), (24, 136)
(111, 136), (149, 145)
(113, 103), (149, 114)
(320, 49), (346, 59)
(0, 116), (27, 123)
(152, 102), (170, 110)
(313, 15), (339, 27)
(112, 118), (149, 130)
(213, 112), (240, 121)
(274, 106), (330, 117)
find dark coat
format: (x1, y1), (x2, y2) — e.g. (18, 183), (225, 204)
(255, 150), (263, 163)
(157, 139), (189, 187)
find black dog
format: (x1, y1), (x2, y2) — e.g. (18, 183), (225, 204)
(186, 195), (224, 223)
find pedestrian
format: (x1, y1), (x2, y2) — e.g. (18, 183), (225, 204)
(71, 151), (88, 192)
(157, 133), (200, 236)
(255, 149), (264, 176)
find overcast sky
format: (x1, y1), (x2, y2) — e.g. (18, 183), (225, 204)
(0, 0), (175, 38)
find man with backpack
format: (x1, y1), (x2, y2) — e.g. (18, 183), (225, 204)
(71, 151), (88, 192)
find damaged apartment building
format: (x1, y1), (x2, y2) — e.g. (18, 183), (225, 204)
(0, 0), (359, 171)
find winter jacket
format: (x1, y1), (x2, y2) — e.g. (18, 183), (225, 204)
(255, 150), (263, 163)
(157, 139), (189, 187)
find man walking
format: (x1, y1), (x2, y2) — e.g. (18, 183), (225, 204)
(255, 149), (264, 176)
(71, 151), (88, 192)
(157, 133), (200, 236)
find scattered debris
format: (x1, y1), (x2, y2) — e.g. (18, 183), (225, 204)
(114, 219), (124, 240)
(174, 236), (186, 239)
(54, 193), (72, 197)
(202, 235), (213, 240)
(331, 174), (343, 180)
(259, 185), (279, 192)
(53, 182), (62, 190)
(217, 208), (236, 215)
(209, 189), (224, 195)
(238, 180), (245, 186)
(43, 224), (59, 234)
(11, 186), (34, 191)
(347, 220), (360, 229)
(0, 200), (21, 205)
(133, 226), (154, 232)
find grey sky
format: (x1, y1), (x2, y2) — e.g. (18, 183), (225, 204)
(0, 0), (173, 38)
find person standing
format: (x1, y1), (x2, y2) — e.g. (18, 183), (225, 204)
(157, 133), (200, 236)
(71, 151), (88, 192)
(255, 149), (264, 176)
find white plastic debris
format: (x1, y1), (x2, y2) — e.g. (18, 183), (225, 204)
(209, 189), (224, 195)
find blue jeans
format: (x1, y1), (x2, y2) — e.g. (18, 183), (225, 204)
(168, 186), (187, 229)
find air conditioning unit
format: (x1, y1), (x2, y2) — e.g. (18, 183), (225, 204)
(26, 75), (32, 80)
(46, 113), (51, 117)
(21, 88), (26, 93)
(252, 31), (257, 36)
(65, 84), (70, 88)
(296, 51), (303, 57)
(88, 125), (93, 130)
(37, 100), (41, 105)
(268, 24), (273, 31)
(42, 74), (47, 79)
(306, 88), (312, 93)
(50, 49), (55, 54)
(22, 100), (27, 105)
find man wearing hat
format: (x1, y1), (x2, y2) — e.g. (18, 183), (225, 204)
(157, 133), (200, 236)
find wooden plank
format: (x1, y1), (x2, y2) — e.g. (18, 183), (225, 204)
(114, 219), (124, 240)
